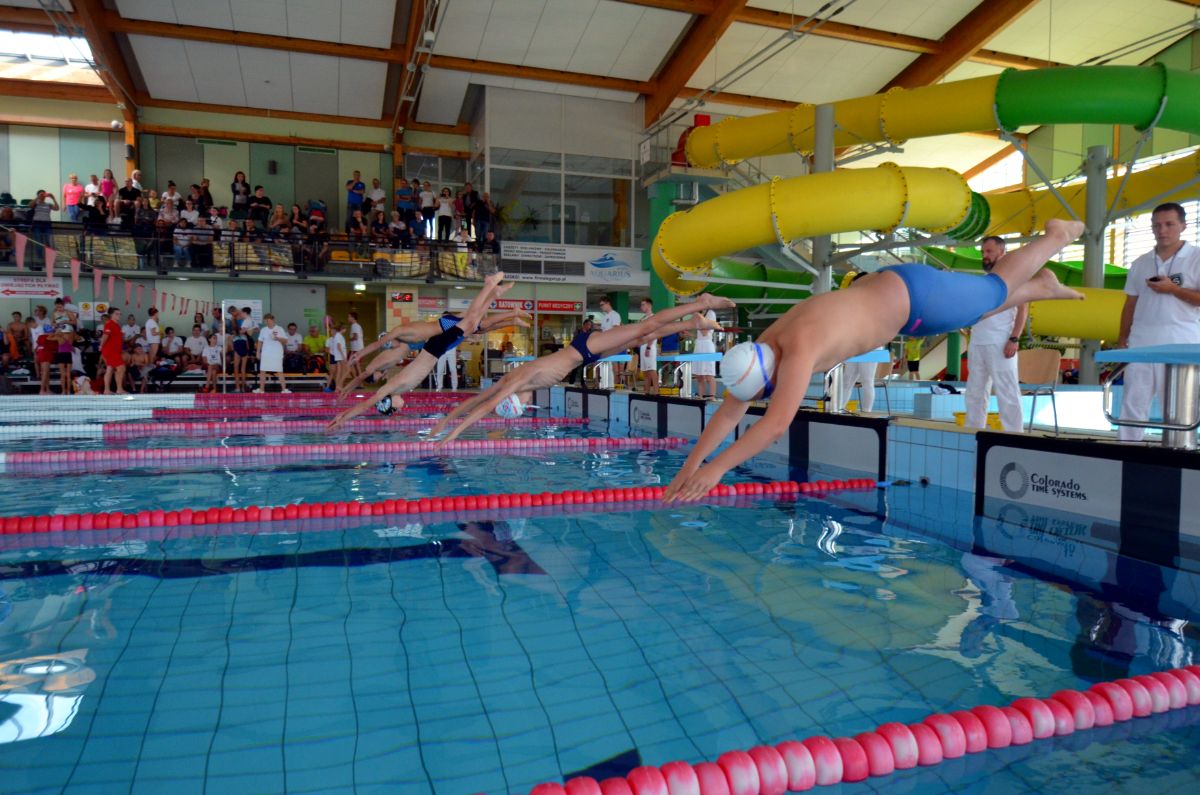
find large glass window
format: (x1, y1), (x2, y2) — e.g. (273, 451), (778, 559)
(403, 154), (439, 183)
(564, 154), (631, 178)
(490, 169), (561, 243)
(563, 174), (630, 246)
(492, 148), (562, 170)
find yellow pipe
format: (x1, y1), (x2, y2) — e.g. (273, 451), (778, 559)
(652, 164), (974, 296)
(1029, 288), (1124, 341)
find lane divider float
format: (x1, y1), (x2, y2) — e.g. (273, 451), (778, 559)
(152, 403), (468, 418)
(102, 416), (587, 440)
(0, 478), (878, 535)
(526, 668), (1200, 795)
(3, 434), (672, 474)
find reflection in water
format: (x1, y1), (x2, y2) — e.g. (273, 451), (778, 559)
(0, 651), (93, 744)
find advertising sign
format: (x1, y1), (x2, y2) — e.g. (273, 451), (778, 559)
(983, 445), (1122, 522)
(0, 275), (63, 299)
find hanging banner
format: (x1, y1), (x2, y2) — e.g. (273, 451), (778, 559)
(69, 258), (81, 291)
(136, 283), (144, 308)
(0, 274), (64, 299)
(93, 268), (102, 298)
(44, 248), (55, 281)
(107, 275), (115, 303)
(123, 280), (132, 305)
(13, 233), (25, 271)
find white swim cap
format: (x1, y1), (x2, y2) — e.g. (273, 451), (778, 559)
(495, 393), (525, 419)
(721, 342), (776, 401)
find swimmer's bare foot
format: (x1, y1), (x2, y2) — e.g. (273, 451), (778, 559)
(484, 270), (505, 287)
(698, 293), (736, 311)
(1034, 268), (1086, 300)
(1045, 218), (1085, 242)
(493, 281), (515, 297)
(513, 317), (531, 328)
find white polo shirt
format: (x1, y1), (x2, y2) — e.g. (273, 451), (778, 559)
(600, 310), (621, 331)
(1126, 241), (1200, 346)
(969, 306), (1019, 349)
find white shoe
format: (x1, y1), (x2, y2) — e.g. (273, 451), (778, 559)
(281, 389), (292, 394)
(253, 388), (264, 393)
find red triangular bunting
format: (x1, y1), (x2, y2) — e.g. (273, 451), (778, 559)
(136, 284), (144, 308)
(107, 275), (115, 303)
(69, 258), (81, 290)
(14, 233), (26, 270)
(44, 248), (55, 281)
(93, 267), (102, 297)
(124, 280), (132, 305)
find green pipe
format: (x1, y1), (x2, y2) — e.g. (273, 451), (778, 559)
(706, 257), (811, 299)
(922, 246), (1129, 290)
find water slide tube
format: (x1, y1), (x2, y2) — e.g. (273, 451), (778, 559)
(656, 65), (1200, 339)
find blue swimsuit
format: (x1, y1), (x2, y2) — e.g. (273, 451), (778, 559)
(880, 264), (1008, 337)
(569, 330), (600, 366)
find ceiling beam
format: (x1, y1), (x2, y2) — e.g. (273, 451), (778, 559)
(73, 0), (138, 121)
(618, 0), (716, 12)
(392, 0), (428, 138)
(102, 11), (406, 63)
(429, 54), (652, 95)
(644, 0), (750, 126)
(140, 123), (387, 154)
(133, 93), (391, 127)
(736, 7), (1065, 71)
(404, 120), (471, 135)
(0, 76), (111, 103)
(963, 143), (1017, 181)
(0, 6), (66, 35)
(883, 0), (1042, 90)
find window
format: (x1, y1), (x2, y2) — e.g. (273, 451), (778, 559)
(490, 169), (561, 243)
(563, 174), (630, 246)
(491, 148), (562, 170)
(565, 154), (632, 178)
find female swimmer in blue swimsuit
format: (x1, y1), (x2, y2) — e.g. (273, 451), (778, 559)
(664, 219), (1087, 503)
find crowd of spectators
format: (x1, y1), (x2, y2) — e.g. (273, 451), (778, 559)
(0, 168), (502, 273)
(0, 299), (368, 395)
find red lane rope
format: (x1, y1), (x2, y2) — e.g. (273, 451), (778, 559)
(152, 404), (469, 418)
(527, 668), (1200, 795)
(5, 434), (668, 473)
(0, 478), (872, 535)
(194, 391), (476, 407)
(102, 416), (587, 440)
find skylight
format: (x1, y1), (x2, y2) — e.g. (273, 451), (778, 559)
(0, 30), (99, 84)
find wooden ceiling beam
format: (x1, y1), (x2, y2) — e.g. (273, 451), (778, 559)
(133, 93), (391, 127)
(0, 76), (111, 103)
(644, 0), (749, 126)
(392, 0), (427, 138)
(140, 123), (387, 153)
(428, 54), (652, 94)
(963, 143), (1018, 181)
(884, 0), (1042, 90)
(72, 0), (138, 121)
(0, 6), (68, 35)
(404, 120), (471, 135)
(737, 6), (1066, 71)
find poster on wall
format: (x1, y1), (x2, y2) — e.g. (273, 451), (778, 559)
(499, 242), (648, 286)
(0, 275), (64, 299)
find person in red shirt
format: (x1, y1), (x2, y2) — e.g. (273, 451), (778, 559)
(99, 306), (128, 394)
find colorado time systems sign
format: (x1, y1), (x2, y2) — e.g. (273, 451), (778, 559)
(985, 446), (1122, 522)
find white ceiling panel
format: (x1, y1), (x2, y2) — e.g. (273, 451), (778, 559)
(608, 5), (691, 81)
(985, 0), (1196, 67)
(415, 67), (472, 125)
(237, 46), (294, 112)
(289, 51), (341, 115)
(0, 0), (74, 9)
(848, 133), (1009, 176)
(114, 0), (396, 49)
(338, 59), (386, 117)
(748, 0), (977, 40)
(523, 0), (598, 72)
(690, 23), (918, 104)
(432, 0), (492, 59)
(477, 0), (544, 64)
(568, 1), (652, 78)
(183, 40), (246, 106)
(128, 33), (199, 102)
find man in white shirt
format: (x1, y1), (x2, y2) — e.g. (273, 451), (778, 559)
(184, 324), (207, 368)
(161, 327), (184, 359)
(1117, 202), (1200, 441)
(160, 181), (182, 208)
(965, 236), (1027, 432)
(367, 178), (386, 213)
(347, 311), (364, 376)
(83, 174), (100, 207)
(122, 314), (140, 341)
(638, 298), (659, 394)
(284, 322), (304, 371)
(599, 296), (621, 331)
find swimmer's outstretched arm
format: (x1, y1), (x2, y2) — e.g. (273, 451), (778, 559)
(339, 346), (411, 397)
(350, 320), (441, 364)
(436, 360), (562, 444)
(664, 354), (811, 503)
(478, 309), (531, 332)
(427, 386), (497, 436)
(326, 352), (435, 431)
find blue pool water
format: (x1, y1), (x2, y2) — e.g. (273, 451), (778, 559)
(1, 424), (1199, 793)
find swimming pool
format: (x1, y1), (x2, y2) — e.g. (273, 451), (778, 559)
(0, 402), (1198, 793)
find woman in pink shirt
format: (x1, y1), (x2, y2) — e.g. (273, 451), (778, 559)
(61, 173), (84, 222)
(99, 168), (117, 202)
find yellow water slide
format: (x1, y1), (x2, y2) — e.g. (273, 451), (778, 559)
(654, 65), (1200, 340)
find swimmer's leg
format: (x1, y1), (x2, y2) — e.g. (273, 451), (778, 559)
(990, 268), (1084, 316)
(990, 219), (1084, 295)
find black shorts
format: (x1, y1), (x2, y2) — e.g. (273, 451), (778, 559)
(422, 326), (464, 359)
(907, 360), (920, 373)
(54, 352), (72, 365)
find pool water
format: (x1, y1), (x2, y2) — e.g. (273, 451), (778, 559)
(1, 426), (1198, 794)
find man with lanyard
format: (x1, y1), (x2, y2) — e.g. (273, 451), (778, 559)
(1117, 202), (1200, 441)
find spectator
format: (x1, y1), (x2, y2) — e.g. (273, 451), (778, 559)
(199, 179), (214, 211)
(461, 181), (480, 236)
(144, 307), (162, 362)
(118, 178), (140, 227)
(99, 169), (117, 203)
(388, 211), (411, 249)
(82, 195), (107, 233)
(248, 186), (272, 228)
(207, 204), (225, 233)
(347, 311), (364, 374)
(477, 229), (500, 255)
(345, 170), (365, 218)
(289, 204), (306, 227)
(62, 173), (84, 222)
(51, 297), (77, 327)
(191, 217), (214, 268)
(1117, 202), (1200, 441)
(182, 324), (206, 369)
(436, 187), (455, 241)
(419, 181), (436, 237)
(305, 217), (330, 271)
(202, 332), (222, 392)
(411, 209), (426, 242)
(29, 311), (53, 394)
(186, 184), (204, 212)
(161, 327), (184, 360)
(160, 180), (182, 209)
(284, 322), (304, 372)
(268, 204), (287, 234)
(345, 209), (369, 256)
(325, 321), (347, 392)
(396, 178), (415, 223)
(230, 171), (251, 219)
(131, 169), (144, 190)
(370, 210), (389, 246)
(209, 305), (224, 336)
(83, 174), (100, 207)
(122, 314), (141, 341)
(173, 219), (192, 266)
(231, 310), (254, 392)
(146, 189), (160, 211)
(302, 324), (327, 358)
(473, 191), (494, 243)
(638, 298), (658, 394)
(53, 320), (75, 395)
(366, 177), (386, 215)
(28, 190), (57, 257)
(180, 199), (200, 225)
(157, 197), (179, 230)
(106, 197), (123, 232)
(904, 336), (922, 380)
(7, 311), (28, 358)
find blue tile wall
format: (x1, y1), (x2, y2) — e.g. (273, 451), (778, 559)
(885, 425), (977, 493)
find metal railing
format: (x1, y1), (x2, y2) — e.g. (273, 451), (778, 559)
(0, 221), (497, 282)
